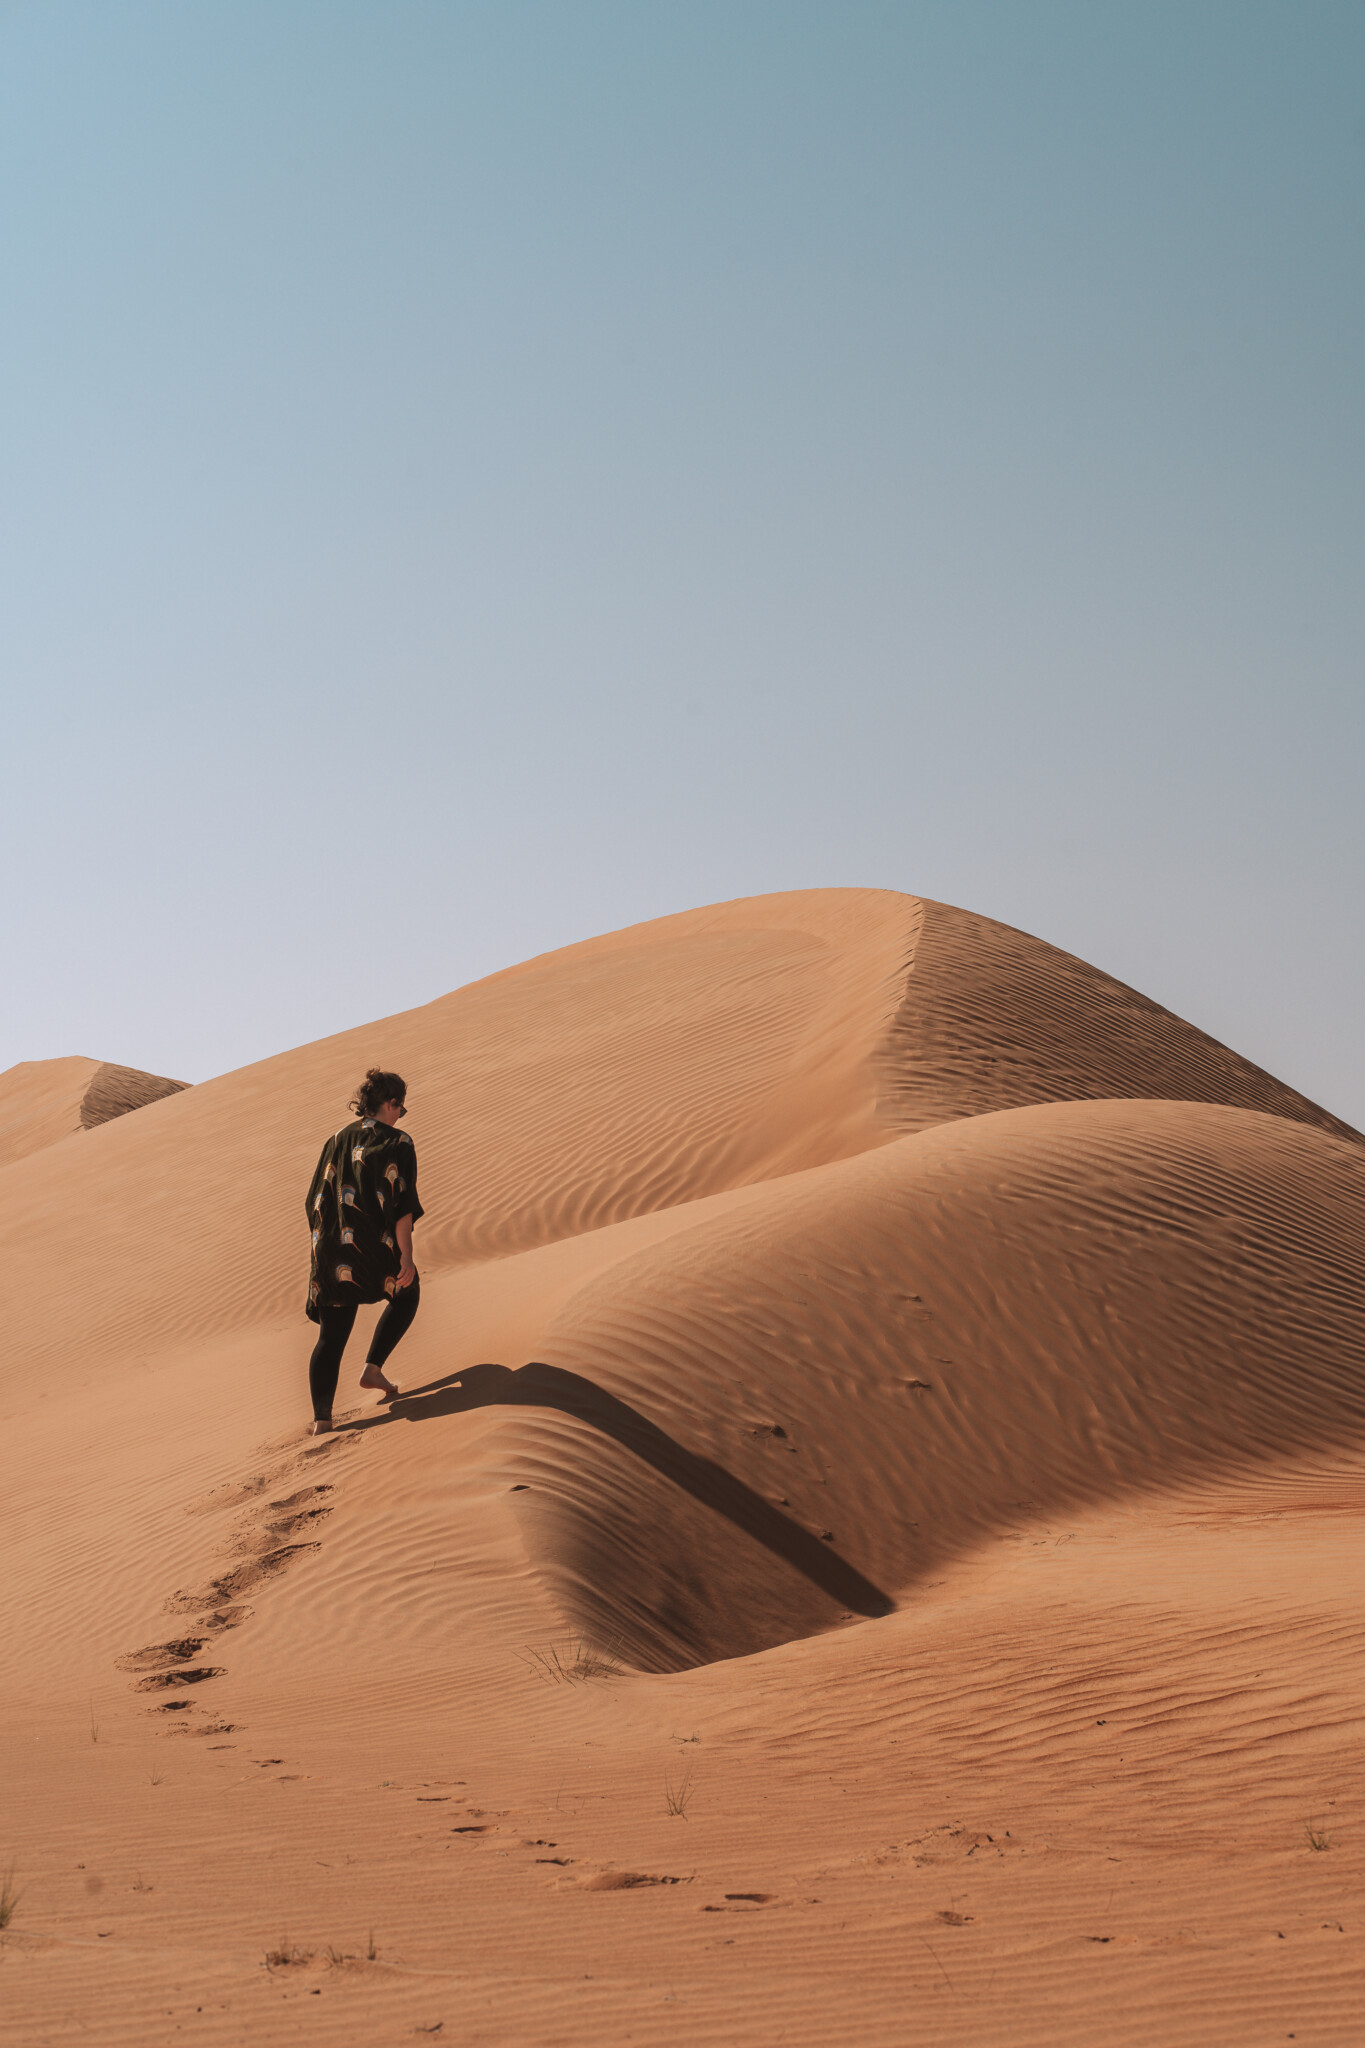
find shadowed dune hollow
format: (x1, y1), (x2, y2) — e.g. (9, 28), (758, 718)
(15, 889), (1365, 1677)
(403, 891), (1363, 1672)
(513, 1095), (1365, 1669)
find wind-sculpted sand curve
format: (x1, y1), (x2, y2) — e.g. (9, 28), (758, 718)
(504, 1100), (1365, 1668)
(4, 887), (1364, 2048)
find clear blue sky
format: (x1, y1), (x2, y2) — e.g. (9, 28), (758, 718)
(3, 2), (1362, 1124)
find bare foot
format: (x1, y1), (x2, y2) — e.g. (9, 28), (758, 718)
(309, 1418), (333, 1436)
(359, 1366), (399, 1402)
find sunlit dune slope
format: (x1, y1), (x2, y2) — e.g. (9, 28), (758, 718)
(500, 1099), (1365, 1669)
(0, 1055), (187, 1166)
(13, 887), (1352, 1386)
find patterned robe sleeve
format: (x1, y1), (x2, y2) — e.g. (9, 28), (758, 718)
(390, 1135), (424, 1224)
(305, 1136), (332, 1224)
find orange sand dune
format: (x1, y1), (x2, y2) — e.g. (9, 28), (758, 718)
(0, 1056), (186, 1166)
(4, 888), (1364, 2048)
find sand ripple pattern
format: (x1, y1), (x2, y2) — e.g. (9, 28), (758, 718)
(516, 1100), (1365, 1668)
(7, 887), (1365, 2048)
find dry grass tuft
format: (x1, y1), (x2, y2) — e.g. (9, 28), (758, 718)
(0, 1869), (21, 1930)
(264, 1938), (313, 1969)
(1305, 1821), (1333, 1851)
(664, 1765), (695, 1818)
(520, 1639), (622, 1685)
(323, 1939), (377, 1969)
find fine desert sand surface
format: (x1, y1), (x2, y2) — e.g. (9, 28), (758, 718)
(4, 887), (1364, 2047)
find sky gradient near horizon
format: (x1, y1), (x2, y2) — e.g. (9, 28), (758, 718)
(3, 2), (1362, 1123)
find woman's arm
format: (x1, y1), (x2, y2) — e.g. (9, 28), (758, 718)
(395, 1212), (417, 1290)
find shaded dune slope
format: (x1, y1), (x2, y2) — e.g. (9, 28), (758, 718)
(80, 1060), (189, 1131)
(879, 897), (1357, 1143)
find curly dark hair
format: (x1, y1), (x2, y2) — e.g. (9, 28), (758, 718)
(350, 1067), (408, 1117)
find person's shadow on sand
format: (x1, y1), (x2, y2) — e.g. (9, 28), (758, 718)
(344, 1361), (894, 1621)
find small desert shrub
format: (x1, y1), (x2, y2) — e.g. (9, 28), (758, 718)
(1305, 1821), (1333, 1852)
(0, 1869), (21, 1930)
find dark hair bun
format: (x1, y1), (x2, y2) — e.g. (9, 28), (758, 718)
(350, 1067), (407, 1116)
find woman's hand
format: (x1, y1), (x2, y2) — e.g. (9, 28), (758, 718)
(395, 1258), (417, 1291)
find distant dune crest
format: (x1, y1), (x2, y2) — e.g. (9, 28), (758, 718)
(0, 1053), (187, 1166)
(78, 1060), (188, 1131)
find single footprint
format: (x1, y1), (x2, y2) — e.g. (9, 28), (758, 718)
(267, 1485), (334, 1512)
(136, 1667), (225, 1693)
(164, 1543), (321, 1615)
(135, 1662), (224, 1695)
(575, 1870), (683, 1892)
(117, 1638), (206, 1673)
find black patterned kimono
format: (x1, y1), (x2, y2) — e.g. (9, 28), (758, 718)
(305, 1117), (424, 1321)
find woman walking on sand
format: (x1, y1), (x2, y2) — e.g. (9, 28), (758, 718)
(304, 1067), (423, 1435)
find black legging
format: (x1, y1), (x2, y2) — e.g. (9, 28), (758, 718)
(308, 1281), (420, 1421)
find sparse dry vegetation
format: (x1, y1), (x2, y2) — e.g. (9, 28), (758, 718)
(1305, 1821), (1333, 1851)
(321, 1936), (378, 1969)
(520, 1639), (622, 1685)
(264, 1938), (313, 1969)
(665, 1764), (694, 1818)
(0, 1869), (22, 1930)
